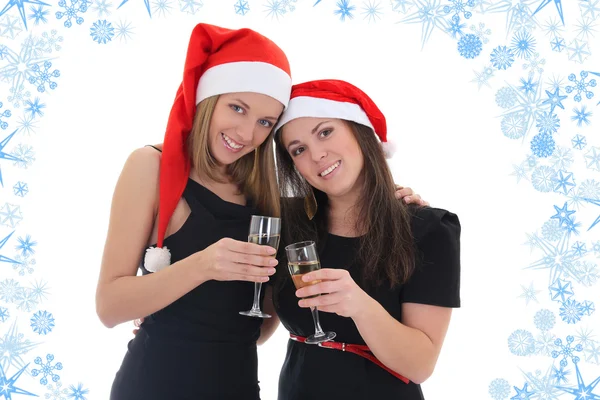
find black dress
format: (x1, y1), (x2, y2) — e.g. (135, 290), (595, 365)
(274, 207), (461, 400)
(110, 178), (264, 400)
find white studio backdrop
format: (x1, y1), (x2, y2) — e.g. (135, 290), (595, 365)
(0, 1), (599, 399)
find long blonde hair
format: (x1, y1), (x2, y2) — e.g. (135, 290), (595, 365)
(187, 95), (280, 217)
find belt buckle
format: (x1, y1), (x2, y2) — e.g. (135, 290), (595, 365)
(317, 341), (346, 352)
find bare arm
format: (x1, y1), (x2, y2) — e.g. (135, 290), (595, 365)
(352, 300), (452, 384)
(95, 147), (207, 328)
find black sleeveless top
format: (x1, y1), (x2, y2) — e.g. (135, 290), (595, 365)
(110, 147), (264, 400)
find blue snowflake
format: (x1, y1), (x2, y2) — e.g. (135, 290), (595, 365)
(551, 365), (570, 385)
(501, 113), (526, 139)
(41, 29), (64, 52)
(556, 364), (600, 399)
(518, 282), (540, 305)
(23, 97), (45, 119)
(446, 15), (466, 38)
(0, 319), (38, 372)
(549, 278), (574, 302)
(535, 111), (559, 134)
(13, 181), (28, 196)
(490, 46), (515, 70)
(583, 342), (600, 365)
(0, 101), (11, 130)
(566, 39), (591, 64)
(508, 329), (536, 356)
(30, 310), (55, 335)
(579, 179), (600, 200)
(518, 75), (538, 95)
(581, 300), (595, 315)
(533, 309), (555, 331)
(531, 166), (557, 192)
(11, 143), (35, 168)
(550, 146), (574, 170)
(542, 87), (567, 113)
(572, 241), (587, 257)
(0, 307), (8, 322)
(511, 29), (536, 59)
(571, 105), (593, 126)
(470, 22), (491, 44)
(443, 0), (473, 21)
(489, 378), (511, 399)
(542, 219), (562, 241)
(12, 255), (36, 275)
(550, 36), (565, 52)
(457, 33), (482, 59)
(552, 170), (575, 195)
(565, 71), (596, 102)
(584, 147), (600, 172)
(90, 19), (114, 43)
(90, 0), (113, 16)
(151, 0), (172, 17)
(114, 19), (134, 42)
(31, 353), (63, 385)
(510, 382), (534, 399)
(16, 288), (39, 312)
(530, 133), (555, 158)
(28, 61), (59, 92)
(178, 0), (202, 14)
(559, 299), (585, 324)
(572, 134), (586, 150)
(28, 5), (49, 24)
(362, 0), (382, 22)
(552, 335), (583, 366)
(234, 0), (249, 15)
(551, 202), (575, 227)
(68, 382), (89, 399)
(15, 234), (36, 257)
(0, 203), (23, 228)
(334, 0), (355, 21)
(535, 331), (558, 356)
(496, 87), (517, 108)
(56, 0), (88, 27)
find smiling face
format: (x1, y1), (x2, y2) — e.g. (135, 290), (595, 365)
(280, 117), (365, 200)
(207, 92), (284, 167)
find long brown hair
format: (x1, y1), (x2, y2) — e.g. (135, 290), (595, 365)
(187, 95), (280, 217)
(274, 120), (415, 294)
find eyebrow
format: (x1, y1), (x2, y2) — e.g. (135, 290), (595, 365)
(234, 98), (279, 121)
(286, 121), (331, 150)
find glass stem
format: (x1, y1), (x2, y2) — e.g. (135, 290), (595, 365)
(310, 306), (325, 337)
(252, 282), (263, 311)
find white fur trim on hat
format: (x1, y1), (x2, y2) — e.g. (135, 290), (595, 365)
(196, 61), (292, 108)
(274, 96), (374, 133)
(144, 246), (171, 272)
(381, 140), (396, 159)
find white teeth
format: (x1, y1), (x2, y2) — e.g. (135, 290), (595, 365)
(320, 161), (340, 177)
(222, 133), (243, 149)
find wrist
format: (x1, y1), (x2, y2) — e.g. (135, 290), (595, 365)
(181, 251), (209, 285)
(352, 291), (379, 321)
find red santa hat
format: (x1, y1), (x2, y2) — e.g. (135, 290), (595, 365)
(274, 79), (396, 158)
(145, 23), (292, 272)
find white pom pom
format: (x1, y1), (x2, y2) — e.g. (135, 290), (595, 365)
(381, 140), (397, 159)
(144, 246), (171, 272)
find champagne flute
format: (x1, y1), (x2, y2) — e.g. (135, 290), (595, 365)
(239, 215), (281, 318)
(285, 241), (336, 344)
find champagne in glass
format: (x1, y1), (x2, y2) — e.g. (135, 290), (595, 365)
(239, 216), (281, 318)
(285, 241), (336, 344)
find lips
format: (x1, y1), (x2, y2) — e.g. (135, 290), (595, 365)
(221, 133), (244, 152)
(319, 161), (341, 177)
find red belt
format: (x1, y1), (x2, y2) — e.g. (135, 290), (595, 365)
(290, 334), (410, 384)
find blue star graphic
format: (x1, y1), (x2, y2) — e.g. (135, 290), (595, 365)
(511, 383), (534, 399)
(557, 364), (600, 400)
(0, 0), (50, 30)
(0, 363), (38, 399)
(542, 88), (568, 113)
(0, 130), (25, 188)
(552, 202), (575, 227)
(532, 0), (564, 25)
(117, 0), (151, 17)
(314, 0), (322, 4)
(0, 231), (20, 264)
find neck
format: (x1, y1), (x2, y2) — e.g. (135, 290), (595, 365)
(327, 191), (363, 237)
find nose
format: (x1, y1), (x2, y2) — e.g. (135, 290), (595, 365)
(311, 145), (327, 163)
(236, 119), (256, 144)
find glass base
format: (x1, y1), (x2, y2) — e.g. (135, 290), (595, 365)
(306, 331), (336, 344)
(239, 309), (272, 318)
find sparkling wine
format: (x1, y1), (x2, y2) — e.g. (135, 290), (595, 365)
(289, 260), (321, 297)
(248, 234), (280, 253)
